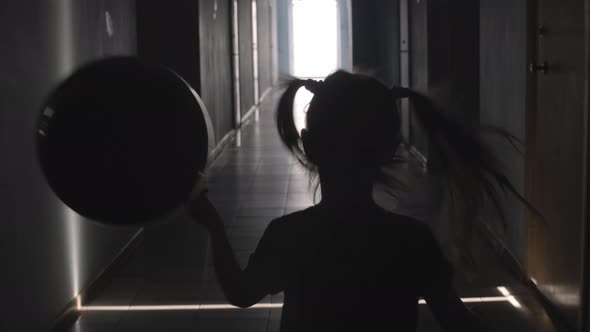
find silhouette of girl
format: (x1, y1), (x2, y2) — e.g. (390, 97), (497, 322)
(189, 71), (534, 331)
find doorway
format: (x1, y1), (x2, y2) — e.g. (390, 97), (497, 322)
(525, 0), (588, 328)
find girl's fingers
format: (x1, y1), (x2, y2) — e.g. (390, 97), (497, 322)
(190, 171), (209, 199)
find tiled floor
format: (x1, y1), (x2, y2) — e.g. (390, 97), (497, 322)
(68, 90), (558, 332)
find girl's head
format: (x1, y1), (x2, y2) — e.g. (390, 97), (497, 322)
(277, 71), (404, 173)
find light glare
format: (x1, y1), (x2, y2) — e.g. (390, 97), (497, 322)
(66, 209), (81, 299)
(497, 286), (510, 296)
(507, 296), (522, 308)
(291, 0), (339, 78)
(81, 296), (520, 312)
(497, 286), (522, 308)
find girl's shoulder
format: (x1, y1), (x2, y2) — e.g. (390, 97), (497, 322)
(268, 206), (317, 230)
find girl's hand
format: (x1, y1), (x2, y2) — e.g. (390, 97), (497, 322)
(186, 172), (224, 232)
(187, 193), (224, 233)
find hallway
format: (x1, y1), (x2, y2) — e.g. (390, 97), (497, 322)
(2, 0), (589, 330)
(67, 91), (559, 332)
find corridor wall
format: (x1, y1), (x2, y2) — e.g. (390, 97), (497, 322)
(408, 0), (480, 159)
(239, 0), (257, 118)
(0, 1), (141, 331)
(137, 0), (236, 146)
(258, 0), (274, 99)
(199, 0), (235, 141)
(136, 1), (201, 92)
(479, 0), (527, 263)
(408, 0), (429, 155)
(276, 0), (292, 78)
(351, 0), (400, 87)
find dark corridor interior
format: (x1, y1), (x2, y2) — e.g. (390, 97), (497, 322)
(1, 0), (589, 331)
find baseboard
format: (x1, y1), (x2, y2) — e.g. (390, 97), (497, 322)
(207, 129), (237, 167)
(51, 229), (144, 332)
(259, 87), (272, 103)
(405, 143), (428, 168)
(241, 105), (258, 124)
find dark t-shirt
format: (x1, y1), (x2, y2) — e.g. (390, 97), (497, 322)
(242, 204), (453, 332)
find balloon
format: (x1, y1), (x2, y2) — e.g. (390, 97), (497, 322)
(36, 56), (214, 226)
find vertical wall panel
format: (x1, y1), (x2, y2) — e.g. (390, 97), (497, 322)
(351, 0), (400, 86)
(447, 0), (480, 127)
(199, 0), (235, 141)
(409, 0), (429, 154)
(480, 0), (527, 262)
(239, 0), (256, 115)
(136, 0), (201, 92)
(258, 0), (273, 97)
(276, 0), (292, 77)
(408, 0), (479, 157)
(338, 0), (353, 71)
(270, 0), (280, 84)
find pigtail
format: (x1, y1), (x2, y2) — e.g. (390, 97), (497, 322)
(276, 79), (322, 200)
(400, 89), (545, 269)
(404, 90), (543, 222)
(276, 79), (308, 165)
(392, 90), (496, 268)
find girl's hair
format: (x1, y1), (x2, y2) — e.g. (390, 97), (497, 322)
(276, 70), (542, 266)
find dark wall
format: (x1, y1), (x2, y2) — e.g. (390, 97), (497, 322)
(137, 0), (236, 145)
(136, 0), (201, 91)
(239, 0), (256, 115)
(0, 1), (140, 331)
(409, 0), (523, 266)
(408, 0), (479, 156)
(199, 0), (235, 141)
(409, 0), (429, 154)
(74, 0), (137, 63)
(258, 0), (274, 97)
(425, 0), (451, 92)
(270, 0), (280, 84)
(447, 0), (480, 127)
(426, 0), (480, 123)
(276, 0), (292, 77)
(480, 0), (527, 262)
(351, 0), (400, 87)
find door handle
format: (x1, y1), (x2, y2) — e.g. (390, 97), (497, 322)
(529, 61), (549, 74)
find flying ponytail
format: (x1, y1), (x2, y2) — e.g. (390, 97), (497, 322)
(276, 79), (307, 165)
(402, 89), (542, 222)
(274, 71), (544, 274)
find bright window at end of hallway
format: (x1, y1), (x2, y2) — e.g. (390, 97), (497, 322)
(291, 0), (340, 133)
(291, 0), (339, 79)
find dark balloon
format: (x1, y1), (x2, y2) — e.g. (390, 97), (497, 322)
(36, 56), (214, 226)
